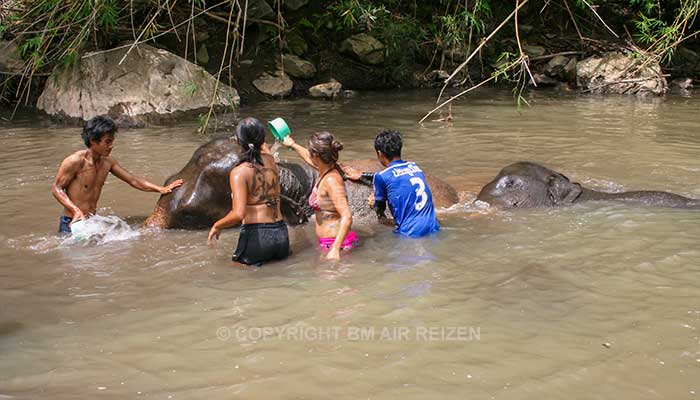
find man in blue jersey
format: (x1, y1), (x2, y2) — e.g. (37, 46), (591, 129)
(346, 129), (440, 237)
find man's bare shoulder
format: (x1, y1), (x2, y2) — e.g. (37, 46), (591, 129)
(61, 150), (88, 168)
(103, 155), (119, 169)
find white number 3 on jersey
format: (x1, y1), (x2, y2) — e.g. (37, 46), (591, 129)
(410, 177), (428, 211)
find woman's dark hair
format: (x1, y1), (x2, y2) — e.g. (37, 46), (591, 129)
(308, 131), (343, 165)
(374, 129), (402, 159)
(235, 117), (266, 166)
(82, 115), (117, 148)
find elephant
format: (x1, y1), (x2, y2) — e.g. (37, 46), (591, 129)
(145, 136), (459, 229)
(477, 161), (700, 209)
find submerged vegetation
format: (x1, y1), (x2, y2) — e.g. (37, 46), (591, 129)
(1, 0), (699, 117)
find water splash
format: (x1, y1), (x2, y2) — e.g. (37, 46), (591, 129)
(6, 215), (141, 253)
(581, 177), (625, 193)
(62, 215), (140, 246)
(437, 191), (493, 214)
(269, 141), (282, 163)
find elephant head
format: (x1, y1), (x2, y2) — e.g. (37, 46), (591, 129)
(477, 162), (582, 208)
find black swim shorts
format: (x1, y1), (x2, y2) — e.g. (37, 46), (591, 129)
(233, 220), (290, 266)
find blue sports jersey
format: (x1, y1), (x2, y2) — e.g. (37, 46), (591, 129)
(373, 160), (440, 237)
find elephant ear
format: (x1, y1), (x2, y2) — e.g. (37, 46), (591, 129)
(547, 173), (582, 205)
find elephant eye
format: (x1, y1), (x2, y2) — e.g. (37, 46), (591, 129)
(507, 177), (521, 188)
(497, 176), (519, 189)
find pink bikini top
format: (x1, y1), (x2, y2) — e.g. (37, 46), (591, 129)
(309, 168), (335, 211)
(309, 186), (320, 211)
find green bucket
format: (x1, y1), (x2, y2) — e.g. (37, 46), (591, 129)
(268, 117), (291, 141)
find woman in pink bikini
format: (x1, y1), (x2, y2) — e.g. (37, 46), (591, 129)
(283, 132), (357, 260)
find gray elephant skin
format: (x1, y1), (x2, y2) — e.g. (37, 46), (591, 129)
(145, 137), (459, 229)
(478, 161), (700, 209)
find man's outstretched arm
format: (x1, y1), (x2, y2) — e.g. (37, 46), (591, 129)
(52, 156), (85, 223)
(342, 166), (375, 186)
(110, 161), (183, 194)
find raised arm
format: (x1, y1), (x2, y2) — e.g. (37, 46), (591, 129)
(207, 166), (249, 245)
(324, 173), (353, 260)
(282, 135), (316, 169)
(52, 155), (85, 223)
(110, 160), (183, 194)
(342, 166), (375, 186)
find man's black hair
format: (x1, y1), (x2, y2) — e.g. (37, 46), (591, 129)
(374, 129), (402, 159)
(82, 116), (117, 148)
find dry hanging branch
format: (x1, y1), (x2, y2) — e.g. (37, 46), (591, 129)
(436, 0), (530, 105)
(423, 0), (530, 123)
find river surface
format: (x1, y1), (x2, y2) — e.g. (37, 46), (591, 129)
(1, 89), (700, 399)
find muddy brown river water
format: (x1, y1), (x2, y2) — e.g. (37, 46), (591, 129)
(1, 89), (699, 399)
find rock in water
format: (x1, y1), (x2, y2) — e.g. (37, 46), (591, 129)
(309, 80), (342, 98)
(576, 52), (666, 95)
(36, 44), (239, 126)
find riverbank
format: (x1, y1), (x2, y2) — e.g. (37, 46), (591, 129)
(1, 1), (699, 126)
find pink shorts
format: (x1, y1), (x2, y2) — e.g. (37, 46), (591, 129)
(318, 231), (359, 251)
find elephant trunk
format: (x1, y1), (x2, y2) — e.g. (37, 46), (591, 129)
(144, 197), (171, 228)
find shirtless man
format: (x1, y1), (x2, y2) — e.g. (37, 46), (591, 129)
(51, 115), (183, 235)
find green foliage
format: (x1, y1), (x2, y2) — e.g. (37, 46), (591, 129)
(99, 1), (120, 31)
(423, 0), (492, 71)
(634, 13), (668, 44)
(39, 0), (60, 13)
(11, 0), (127, 72)
(18, 35), (42, 58)
(260, 23), (278, 38)
(514, 91), (530, 113)
(62, 49), (78, 67)
(197, 113), (207, 134)
(630, 0), (660, 14)
(181, 81), (198, 97)
(380, 17), (426, 85)
(631, 0), (700, 63)
(491, 51), (517, 82)
(297, 17), (315, 31)
(328, 0), (389, 32)
(441, 0), (492, 42)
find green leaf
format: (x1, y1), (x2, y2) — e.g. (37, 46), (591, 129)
(298, 17), (314, 29)
(181, 81), (197, 97)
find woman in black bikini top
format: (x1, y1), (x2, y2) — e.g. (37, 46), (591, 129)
(207, 117), (290, 267)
